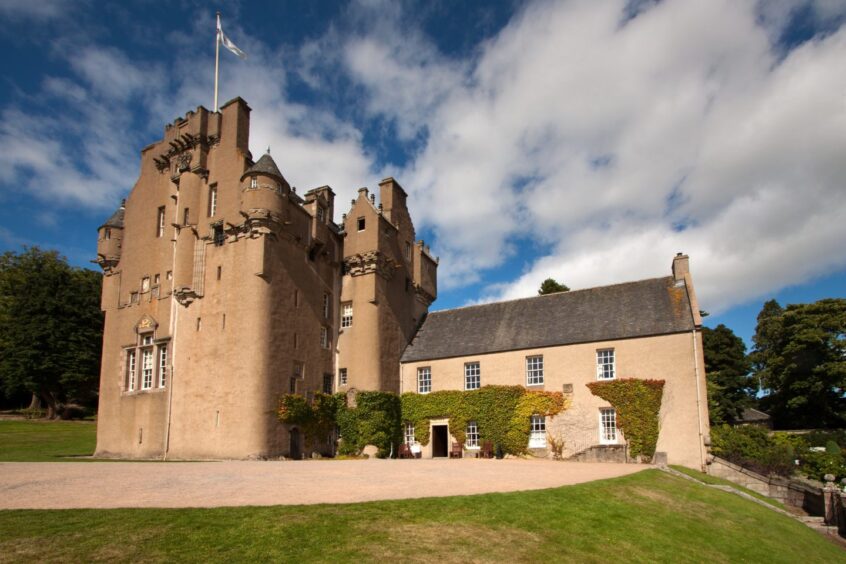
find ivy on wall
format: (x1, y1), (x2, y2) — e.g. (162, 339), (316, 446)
(586, 378), (665, 461)
(401, 385), (568, 456)
(277, 392), (339, 449)
(335, 391), (402, 458)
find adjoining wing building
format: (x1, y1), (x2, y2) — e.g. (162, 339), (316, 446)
(95, 99), (708, 468)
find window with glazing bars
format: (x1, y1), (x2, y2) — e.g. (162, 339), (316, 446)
(464, 362), (480, 390)
(127, 350), (136, 391)
(338, 368), (347, 386)
(404, 423), (416, 445)
(596, 349), (615, 380)
(526, 355), (544, 385)
(341, 304), (353, 328)
(158, 345), (168, 388)
(466, 421), (479, 448)
(417, 367), (431, 394)
(141, 348), (154, 390)
(600, 408), (618, 444)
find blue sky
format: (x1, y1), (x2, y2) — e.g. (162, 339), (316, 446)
(1, 0), (845, 349)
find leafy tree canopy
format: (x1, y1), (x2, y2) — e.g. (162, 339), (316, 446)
(752, 298), (846, 429)
(702, 324), (754, 425)
(0, 247), (103, 418)
(538, 278), (570, 295)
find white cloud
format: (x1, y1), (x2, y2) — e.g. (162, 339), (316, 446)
(0, 0), (73, 20)
(334, 0), (846, 312)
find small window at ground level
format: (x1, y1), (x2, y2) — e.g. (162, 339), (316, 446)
(338, 368), (347, 386)
(405, 422), (416, 445)
(529, 414), (546, 448)
(466, 421), (479, 448)
(600, 408), (618, 444)
(323, 374), (333, 394)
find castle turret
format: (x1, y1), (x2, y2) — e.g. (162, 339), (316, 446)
(240, 151), (289, 218)
(96, 200), (125, 272)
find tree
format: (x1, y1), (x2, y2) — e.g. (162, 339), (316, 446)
(538, 278), (570, 295)
(0, 248), (103, 418)
(752, 298), (846, 429)
(701, 324), (754, 425)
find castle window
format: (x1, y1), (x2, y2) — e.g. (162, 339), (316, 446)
(130, 292), (139, 305)
(466, 421), (479, 448)
(141, 348), (154, 390)
(322, 293), (330, 319)
(600, 408), (618, 444)
(183, 207), (190, 226)
(142, 334), (153, 346)
(196, 317), (201, 331)
(154, 274), (160, 285)
(317, 206), (325, 223)
(404, 422), (416, 446)
(126, 350), (136, 392)
(141, 277), (150, 293)
(158, 345), (168, 388)
(405, 242), (411, 261)
(464, 362), (480, 390)
(208, 184), (218, 217)
(323, 374), (333, 394)
(596, 349), (615, 380)
(104, 228), (111, 240)
(526, 355), (544, 386)
(529, 415), (546, 448)
(157, 207), (165, 238)
(250, 177), (257, 189)
(357, 217), (365, 231)
(417, 367), (431, 394)
(289, 377), (297, 394)
(320, 326), (330, 349)
(213, 224), (225, 246)
(339, 368), (347, 386)
(341, 303), (353, 328)
(217, 266), (222, 280)
(166, 271), (172, 280)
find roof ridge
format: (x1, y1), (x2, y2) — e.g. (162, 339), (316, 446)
(428, 276), (673, 316)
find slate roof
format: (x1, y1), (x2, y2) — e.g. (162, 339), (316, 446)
(241, 153), (286, 184)
(100, 202), (125, 229)
(739, 408), (771, 423)
(401, 276), (696, 363)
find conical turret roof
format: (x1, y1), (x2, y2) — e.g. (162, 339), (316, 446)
(100, 201), (125, 229)
(241, 151), (287, 184)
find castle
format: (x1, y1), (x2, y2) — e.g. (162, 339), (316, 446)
(96, 98), (708, 468)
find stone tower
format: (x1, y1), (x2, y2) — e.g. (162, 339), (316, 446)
(337, 178), (438, 393)
(94, 98), (342, 459)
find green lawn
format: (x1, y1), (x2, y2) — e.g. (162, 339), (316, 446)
(0, 470), (842, 563)
(0, 420), (96, 461)
(670, 464), (786, 509)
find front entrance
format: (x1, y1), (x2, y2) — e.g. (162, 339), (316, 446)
(289, 428), (301, 460)
(432, 425), (449, 457)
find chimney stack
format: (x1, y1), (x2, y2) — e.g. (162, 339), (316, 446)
(672, 253), (690, 282)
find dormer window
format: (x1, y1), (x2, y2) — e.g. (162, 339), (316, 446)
(250, 177), (257, 189)
(357, 217), (365, 231)
(104, 228), (111, 240)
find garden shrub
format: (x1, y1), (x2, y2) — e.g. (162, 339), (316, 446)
(586, 378), (664, 461)
(335, 391), (402, 458)
(711, 424), (795, 477)
(277, 392), (340, 449)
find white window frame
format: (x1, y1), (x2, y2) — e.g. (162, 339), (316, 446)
(209, 184), (218, 217)
(466, 421), (480, 449)
(157, 207), (165, 238)
(464, 362), (480, 390)
(338, 368), (347, 387)
(141, 348), (154, 390)
(250, 177), (257, 189)
(417, 366), (431, 394)
(526, 355), (544, 386)
(404, 422), (416, 446)
(599, 408), (618, 444)
(341, 303), (353, 328)
(596, 349), (615, 380)
(158, 345), (168, 388)
(529, 414), (546, 448)
(127, 350), (136, 391)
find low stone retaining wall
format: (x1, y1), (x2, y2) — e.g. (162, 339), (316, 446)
(707, 456), (825, 515)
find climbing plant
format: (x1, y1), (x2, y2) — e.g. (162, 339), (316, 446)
(401, 385), (568, 456)
(335, 391), (402, 458)
(586, 378), (665, 461)
(277, 392), (340, 449)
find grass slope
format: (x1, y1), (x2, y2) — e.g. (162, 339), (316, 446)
(670, 464), (786, 509)
(0, 420), (96, 462)
(0, 470), (842, 563)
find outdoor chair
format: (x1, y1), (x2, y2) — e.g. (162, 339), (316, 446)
(399, 443), (414, 459)
(478, 441), (494, 459)
(450, 442), (463, 458)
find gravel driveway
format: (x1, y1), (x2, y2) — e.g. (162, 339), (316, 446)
(0, 459), (645, 509)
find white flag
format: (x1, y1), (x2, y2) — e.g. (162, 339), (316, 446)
(217, 18), (247, 59)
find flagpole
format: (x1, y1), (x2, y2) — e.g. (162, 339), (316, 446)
(213, 11), (221, 112)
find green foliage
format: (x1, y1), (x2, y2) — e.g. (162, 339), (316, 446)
(769, 430), (846, 482)
(277, 392), (341, 450)
(538, 278), (570, 295)
(0, 420), (96, 461)
(751, 298), (846, 429)
(336, 391), (402, 458)
(0, 248), (103, 418)
(711, 425), (795, 477)
(401, 385), (567, 456)
(702, 324), (755, 425)
(586, 379), (664, 460)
